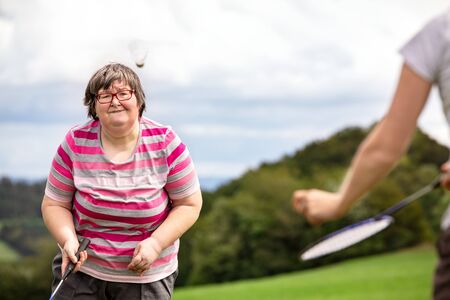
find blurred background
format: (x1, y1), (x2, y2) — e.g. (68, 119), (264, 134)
(0, 1), (449, 299)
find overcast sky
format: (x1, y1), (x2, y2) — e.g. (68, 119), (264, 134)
(1, 0), (449, 188)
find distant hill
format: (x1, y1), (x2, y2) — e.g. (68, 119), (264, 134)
(0, 177), (45, 219)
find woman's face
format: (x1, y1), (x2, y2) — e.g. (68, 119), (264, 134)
(95, 80), (140, 133)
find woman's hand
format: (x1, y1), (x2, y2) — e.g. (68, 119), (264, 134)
(128, 237), (162, 276)
(292, 189), (346, 225)
(61, 239), (88, 275)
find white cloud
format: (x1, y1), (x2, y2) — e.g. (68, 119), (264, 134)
(0, 18), (13, 58)
(181, 124), (326, 140)
(195, 161), (250, 178)
(2, 0), (447, 92)
(1, 0), (449, 181)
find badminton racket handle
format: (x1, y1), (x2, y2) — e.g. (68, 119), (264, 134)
(62, 238), (90, 280)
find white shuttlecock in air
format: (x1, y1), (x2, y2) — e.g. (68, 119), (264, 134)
(128, 39), (149, 68)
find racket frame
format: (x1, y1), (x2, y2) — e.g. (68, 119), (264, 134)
(299, 175), (441, 261)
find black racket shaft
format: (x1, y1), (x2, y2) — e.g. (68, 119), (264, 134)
(376, 175), (441, 217)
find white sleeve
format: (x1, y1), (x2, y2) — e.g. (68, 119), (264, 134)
(399, 12), (449, 82)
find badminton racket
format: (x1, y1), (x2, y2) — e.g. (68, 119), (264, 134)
(300, 175), (441, 261)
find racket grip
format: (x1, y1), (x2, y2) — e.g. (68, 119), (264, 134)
(62, 238), (90, 280)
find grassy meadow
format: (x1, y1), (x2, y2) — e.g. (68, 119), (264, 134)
(174, 245), (437, 300)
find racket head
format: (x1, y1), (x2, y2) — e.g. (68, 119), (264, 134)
(300, 215), (394, 261)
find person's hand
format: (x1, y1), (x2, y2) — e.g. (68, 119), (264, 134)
(61, 239), (88, 276)
(292, 189), (346, 225)
(441, 162), (450, 190)
(128, 237), (162, 276)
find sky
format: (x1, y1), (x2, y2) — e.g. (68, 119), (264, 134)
(0, 0), (449, 189)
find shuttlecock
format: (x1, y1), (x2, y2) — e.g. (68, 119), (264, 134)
(128, 39), (149, 68)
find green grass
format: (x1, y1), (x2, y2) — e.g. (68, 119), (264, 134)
(0, 240), (20, 262)
(174, 246), (437, 300)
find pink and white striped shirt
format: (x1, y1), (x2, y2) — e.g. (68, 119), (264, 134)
(45, 117), (200, 283)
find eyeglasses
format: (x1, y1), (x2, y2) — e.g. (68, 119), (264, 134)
(96, 89), (135, 104)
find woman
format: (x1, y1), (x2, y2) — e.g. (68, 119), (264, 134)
(42, 63), (202, 299)
(292, 8), (450, 300)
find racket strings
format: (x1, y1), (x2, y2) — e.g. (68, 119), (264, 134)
(301, 216), (393, 261)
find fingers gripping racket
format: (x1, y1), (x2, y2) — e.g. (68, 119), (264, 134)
(300, 175), (441, 261)
(49, 238), (90, 300)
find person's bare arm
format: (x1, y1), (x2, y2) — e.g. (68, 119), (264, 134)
(42, 195), (77, 245)
(292, 63), (432, 224)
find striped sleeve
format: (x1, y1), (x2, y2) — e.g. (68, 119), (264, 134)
(45, 130), (76, 202)
(164, 128), (200, 200)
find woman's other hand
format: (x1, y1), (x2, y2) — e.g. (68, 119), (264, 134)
(128, 237), (162, 276)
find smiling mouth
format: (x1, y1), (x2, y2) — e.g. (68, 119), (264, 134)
(109, 110), (124, 114)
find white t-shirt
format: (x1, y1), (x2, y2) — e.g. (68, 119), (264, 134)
(400, 9), (450, 229)
(400, 9), (450, 122)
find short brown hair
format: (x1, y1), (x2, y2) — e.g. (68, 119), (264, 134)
(83, 63), (146, 119)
